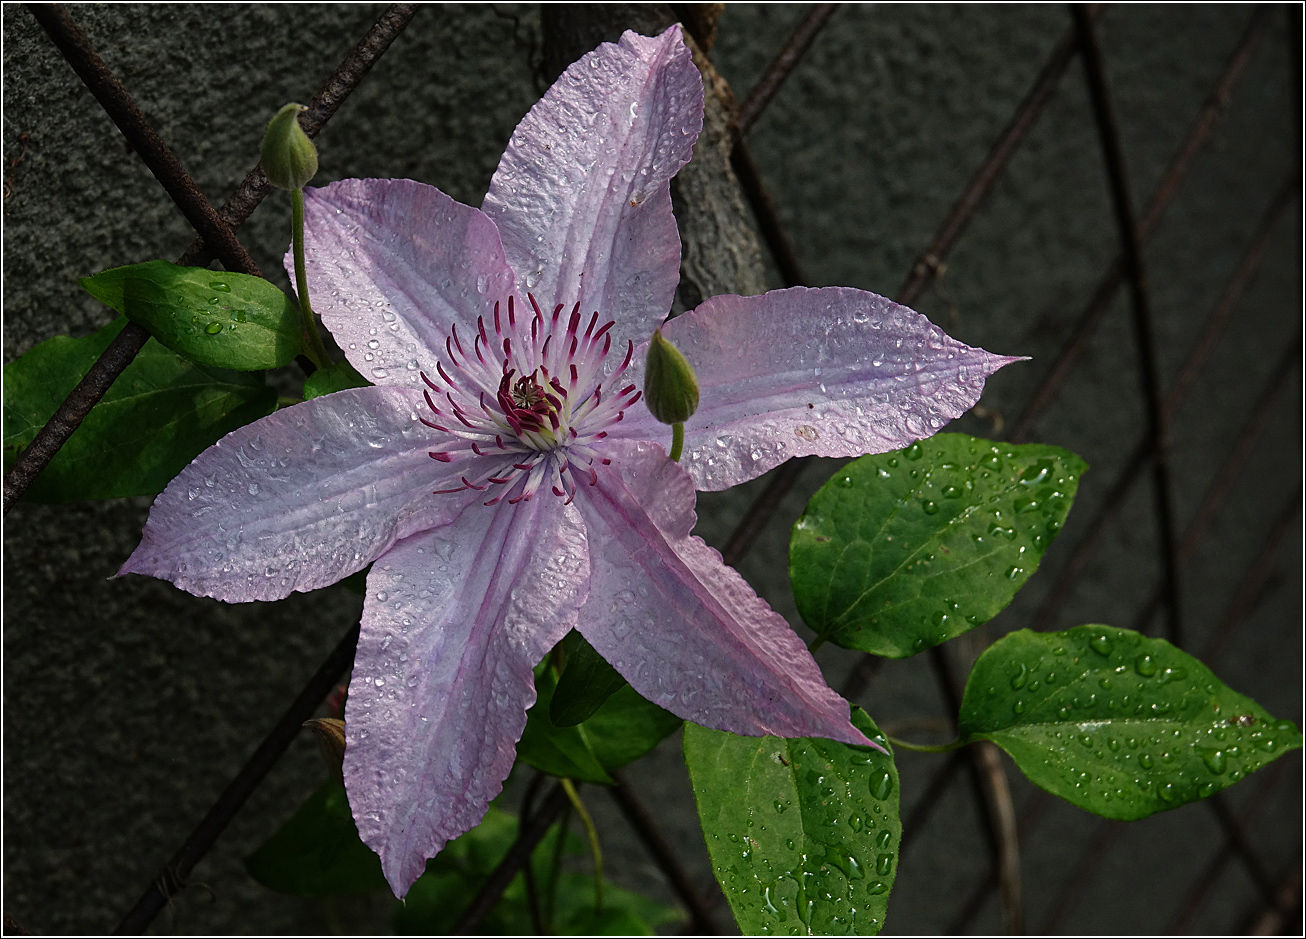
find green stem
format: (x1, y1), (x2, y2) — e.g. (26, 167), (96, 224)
(886, 734), (967, 754)
(669, 422), (684, 462)
(291, 186), (331, 368)
(808, 636), (827, 653)
(560, 778), (603, 912)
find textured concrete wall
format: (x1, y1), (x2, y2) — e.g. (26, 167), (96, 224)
(4, 4), (1299, 935)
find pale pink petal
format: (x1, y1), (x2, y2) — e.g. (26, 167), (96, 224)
(621, 286), (1023, 490)
(118, 387), (482, 602)
(574, 439), (870, 746)
(295, 178), (517, 388)
(345, 495), (589, 896)
(482, 26), (701, 352)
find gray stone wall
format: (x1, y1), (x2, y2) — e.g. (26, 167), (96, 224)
(4, 4), (1299, 934)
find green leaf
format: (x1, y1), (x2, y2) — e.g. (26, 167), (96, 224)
(244, 780), (387, 896)
(80, 260), (301, 370)
(304, 358), (370, 400)
(518, 666), (614, 784)
(684, 708), (900, 936)
(958, 624), (1303, 821)
(791, 434), (1086, 658)
(518, 664), (682, 784)
(550, 630), (630, 726)
(396, 806), (681, 935)
(3, 317), (277, 502)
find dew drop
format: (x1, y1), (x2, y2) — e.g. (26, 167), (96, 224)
(1135, 654), (1158, 677)
(1090, 634), (1113, 656)
(204, 321), (223, 335)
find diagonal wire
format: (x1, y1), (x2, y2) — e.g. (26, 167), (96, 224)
(113, 622), (362, 934)
(608, 771), (724, 934)
(1071, 2), (1184, 648)
(736, 4), (838, 135)
(1031, 178), (1298, 631)
(1171, 760), (1289, 932)
(1009, 4), (1272, 444)
(23, 3), (261, 276)
(449, 783), (571, 934)
(841, 3), (1270, 870)
(2, 3), (418, 515)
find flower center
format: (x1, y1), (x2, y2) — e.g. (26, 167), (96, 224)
(418, 294), (641, 505)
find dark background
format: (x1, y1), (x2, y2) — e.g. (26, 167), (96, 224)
(4, 4), (1301, 934)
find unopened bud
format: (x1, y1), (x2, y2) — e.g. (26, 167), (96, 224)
(303, 717), (346, 785)
(261, 103), (317, 190)
(643, 329), (699, 424)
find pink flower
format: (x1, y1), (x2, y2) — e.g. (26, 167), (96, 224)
(120, 26), (1017, 895)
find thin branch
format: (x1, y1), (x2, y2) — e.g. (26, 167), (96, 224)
(975, 742), (1024, 934)
(3, 4), (418, 515)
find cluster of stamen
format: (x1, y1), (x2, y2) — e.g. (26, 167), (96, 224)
(419, 294), (641, 506)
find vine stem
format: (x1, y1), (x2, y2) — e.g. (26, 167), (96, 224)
(669, 422), (684, 462)
(887, 734), (967, 754)
(560, 778), (604, 912)
(290, 187), (331, 368)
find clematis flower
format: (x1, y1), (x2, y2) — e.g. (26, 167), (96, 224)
(119, 26), (1018, 896)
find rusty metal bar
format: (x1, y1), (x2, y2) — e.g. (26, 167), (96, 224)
(1031, 181), (1296, 631)
(1009, 4), (1271, 443)
(897, 7), (1099, 307)
(723, 8), (1092, 564)
(1132, 341), (1301, 634)
(3, 4), (418, 515)
(736, 4), (838, 135)
(114, 622), (362, 934)
(1169, 760), (1291, 933)
(609, 772), (724, 934)
(24, 4), (261, 276)
(449, 783), (571, 934)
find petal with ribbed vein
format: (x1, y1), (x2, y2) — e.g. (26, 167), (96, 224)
(118, 386), (479, 601)
(482, 26), (701, 354)
(345, 495), (589, 896)
(296, 178), (517, 389)
(621, 286), (1023, 490)
(574, 440), (870, 747)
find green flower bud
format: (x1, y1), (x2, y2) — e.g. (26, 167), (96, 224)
(260, 103), (317, 190)
(643, 328), (699, 424)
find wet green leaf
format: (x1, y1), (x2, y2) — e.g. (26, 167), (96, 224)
(80, 260), (301, 370)
(684, 708), (899, 935)
(244, 780), (387, 896)
(3, 316), (276, 501)
(303, 358), (370, 400)
(550, 630), (629, 726)
(959, 624), (1303, 820)
(791, 434), (1086, 658)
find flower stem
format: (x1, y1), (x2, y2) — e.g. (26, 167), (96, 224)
(290, 186), (331, 368)
(669, 422), (684, 462)
(808, 636), (826, 653)
(560, 778), (603, 912)
(886, 734), (966, 753)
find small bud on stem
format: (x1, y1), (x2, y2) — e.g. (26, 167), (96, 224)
(260, 103), (318, 191)
(644, 329), (698, 461)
